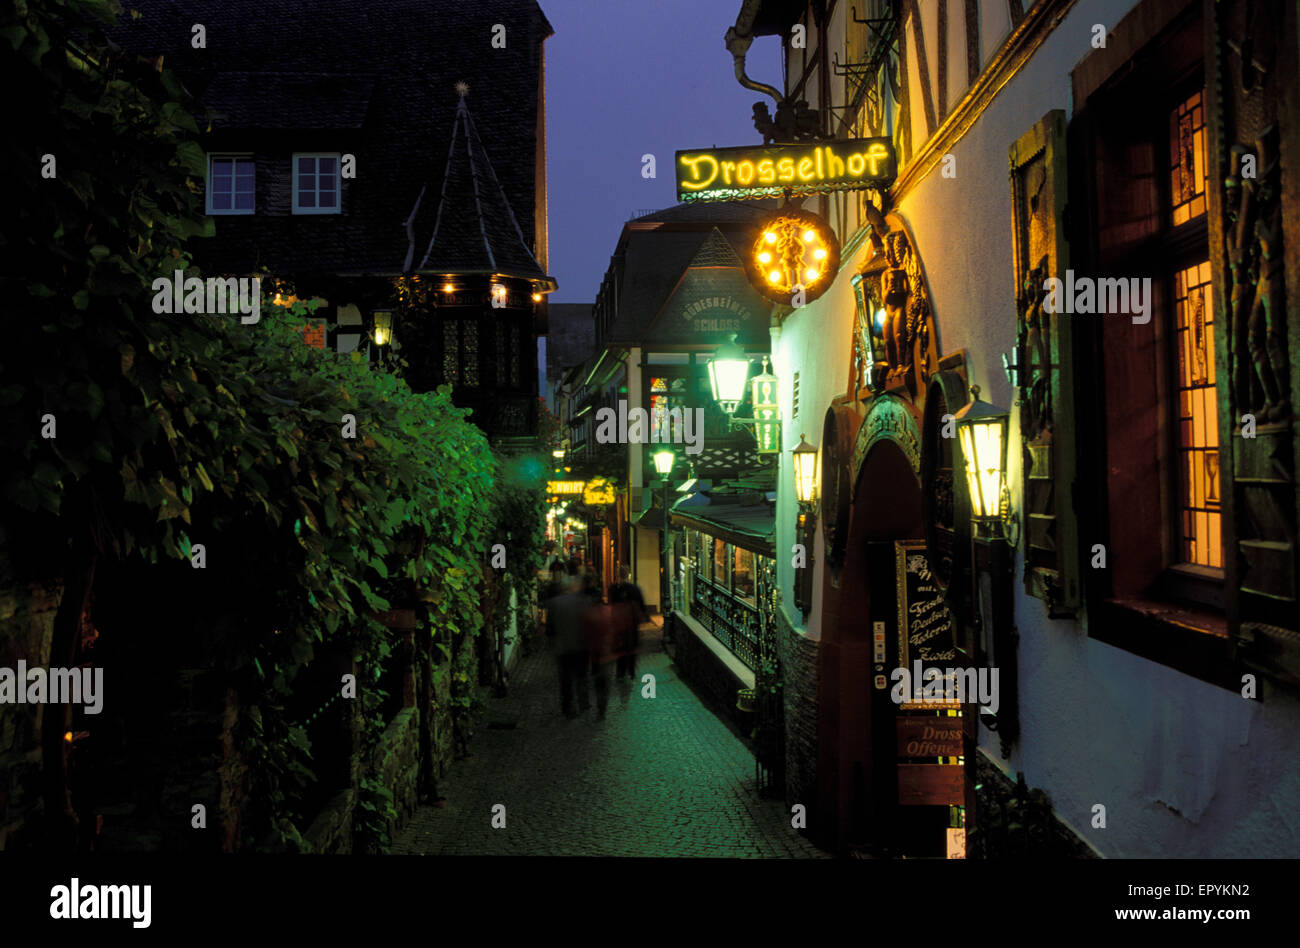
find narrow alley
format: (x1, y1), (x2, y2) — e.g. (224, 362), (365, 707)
(394, 630), (829, 858)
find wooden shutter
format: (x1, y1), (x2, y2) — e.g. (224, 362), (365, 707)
(1009, 110), (1081, 617)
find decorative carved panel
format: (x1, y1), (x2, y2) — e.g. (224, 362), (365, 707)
(1009, 110), (1081, 617)
(1209, 0), (1299, 655)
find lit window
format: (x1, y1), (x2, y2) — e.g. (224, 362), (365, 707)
(207, 155), (254, 215)
(1169, 91), (1206, 226)
(292, 153), (340, 214)
(1174, 259), (1220, 567)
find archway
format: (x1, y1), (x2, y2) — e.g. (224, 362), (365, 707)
(816, 419), (924, 852)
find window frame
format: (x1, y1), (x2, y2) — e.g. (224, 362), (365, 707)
(291, 152), (342, 215)
(206, 154), (255, 216)
(1070, 0), (1241, 689)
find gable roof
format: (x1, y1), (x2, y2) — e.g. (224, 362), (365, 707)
(603, 209), (773, 347)
(111, 0), (553, 278)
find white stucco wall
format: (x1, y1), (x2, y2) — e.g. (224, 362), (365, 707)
(774, 0), (1300, 857)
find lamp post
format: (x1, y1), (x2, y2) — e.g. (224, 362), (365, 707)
(791, 434), (819, 620)
(953, 384), (1018, 757)
(652, 447), (676, 616)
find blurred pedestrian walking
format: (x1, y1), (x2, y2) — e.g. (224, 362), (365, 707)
(581, 572), (616, 720)
(546, 566), (590, 718)
(609, 566), (648, 681)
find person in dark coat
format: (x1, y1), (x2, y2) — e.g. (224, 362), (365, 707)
(546, 568), (589, 718)
(609, 566), (648, 680)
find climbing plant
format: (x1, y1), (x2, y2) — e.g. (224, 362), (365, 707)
(1, 0), (504, 850)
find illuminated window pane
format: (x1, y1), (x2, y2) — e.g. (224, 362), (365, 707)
(1174, 259), (1219, 567)
(1169, 92), (1207, 227)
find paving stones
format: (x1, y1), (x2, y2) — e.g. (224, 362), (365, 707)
(392, 639), (830, 858)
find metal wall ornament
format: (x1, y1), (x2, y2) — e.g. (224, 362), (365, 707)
(745, 207), (840, 305)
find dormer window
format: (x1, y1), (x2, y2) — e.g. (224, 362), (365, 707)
(292, 153), (340, 214)
(207, 155), (255, 215)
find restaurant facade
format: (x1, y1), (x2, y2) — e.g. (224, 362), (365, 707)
(699, 0), (1300, 856)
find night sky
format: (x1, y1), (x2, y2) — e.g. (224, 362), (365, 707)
(542, 0), (782, 303)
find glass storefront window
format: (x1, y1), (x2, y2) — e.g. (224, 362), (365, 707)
(713, 538), (728, 588)
(733, 547), (755, 603)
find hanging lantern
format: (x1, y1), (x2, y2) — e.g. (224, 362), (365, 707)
(750, 357), (780, 454)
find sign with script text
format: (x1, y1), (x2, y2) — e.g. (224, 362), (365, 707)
(676, 139), (896, 203)
(895, 540), (960, 708)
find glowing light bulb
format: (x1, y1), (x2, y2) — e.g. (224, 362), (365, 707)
(763, 231), (777, 244)
(803, 230), (815, 242)
(813, 247), (827, 260)
(758, 252), (772, 264)
(768, 271), (782, 284)
(532, 292), (542, 302)
(443, 283), (455, 293)
(805, 268), (819, 281)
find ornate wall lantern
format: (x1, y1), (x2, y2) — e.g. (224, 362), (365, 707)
(750, 357), (780, 454)
(954, 385), (1015, 542)
(792, 434), (819, 509)
(953, 384), (1019, 756)
(791, 433), (819, 621)
(652, 447), (676, 477)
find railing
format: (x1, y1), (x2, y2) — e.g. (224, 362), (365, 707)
(690, 580), (760, 671)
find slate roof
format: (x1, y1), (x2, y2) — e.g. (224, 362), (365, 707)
(603, 203), (773, 347)
(416, 92), (548, 282)
(111, 0), (553, 278)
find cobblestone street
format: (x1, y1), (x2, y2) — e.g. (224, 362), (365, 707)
(394, 628), (831, 858)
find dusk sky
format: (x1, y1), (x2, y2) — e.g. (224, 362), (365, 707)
(541, 0), (783, 303)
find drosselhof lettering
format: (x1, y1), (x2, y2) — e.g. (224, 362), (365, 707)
(676, 138), (896, 202)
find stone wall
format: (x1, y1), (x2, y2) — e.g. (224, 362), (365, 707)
(776, 605), (819, 813)
(373, 707), (420, 831)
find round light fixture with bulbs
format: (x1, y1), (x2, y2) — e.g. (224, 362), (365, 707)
(745, 207), (840, 305)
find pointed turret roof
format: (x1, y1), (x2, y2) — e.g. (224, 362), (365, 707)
(415, 85), (553, 286)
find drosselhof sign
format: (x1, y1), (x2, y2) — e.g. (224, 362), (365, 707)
(676, 138), (896, 202)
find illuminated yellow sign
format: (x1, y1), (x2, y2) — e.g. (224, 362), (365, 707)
(676, 139), (896, 202)
(583, 477), (616, 506)
(547, 480), (585, 495)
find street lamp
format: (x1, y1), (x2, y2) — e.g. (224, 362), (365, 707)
(652, 447), (675, 616)
(707, 335), (751, 415)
